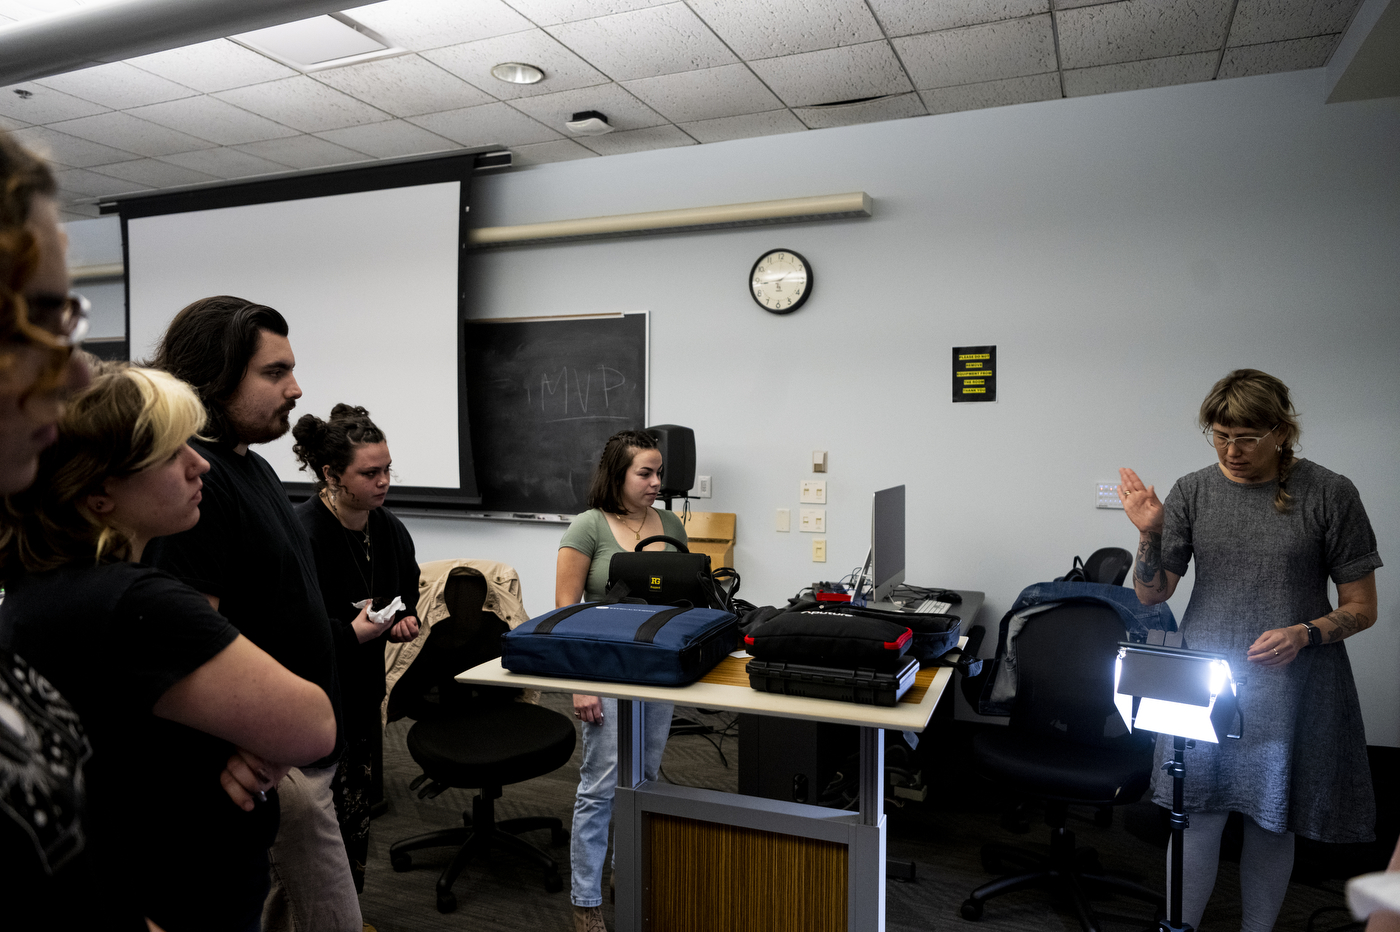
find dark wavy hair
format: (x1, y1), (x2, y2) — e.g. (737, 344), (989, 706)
(146, 295), (288, 444)
(586, 429), (659, 514)
(0, 131), (70, 393)
(291, 404), (386, 492)
(1199, 368), (1301, 514)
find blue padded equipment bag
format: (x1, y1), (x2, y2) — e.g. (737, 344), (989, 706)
(501, 600), (738, 686)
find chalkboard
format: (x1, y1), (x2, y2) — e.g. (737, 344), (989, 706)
(464, 313), (648, 516)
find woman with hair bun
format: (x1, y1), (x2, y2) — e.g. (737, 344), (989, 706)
(292, 403), (420, 894)
(1119, 368), (1381, 932)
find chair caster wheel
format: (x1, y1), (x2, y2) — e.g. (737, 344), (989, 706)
(961, 899), (984, 921)
(545, 872), (563, 893)
(552, 826), (569, 845)
(390, 854), (412, 872)
(436, 892), (457, 914)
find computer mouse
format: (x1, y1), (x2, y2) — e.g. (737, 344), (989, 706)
(939, 590), (962, 604)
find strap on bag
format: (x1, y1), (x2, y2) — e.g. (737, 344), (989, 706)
(633, 605), (692, 643)
(534, 582), (643, 634)
(635, 535), (689, 552)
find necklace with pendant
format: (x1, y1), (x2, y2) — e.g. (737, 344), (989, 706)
(616, 511), (646, 541)
(325, 490), (374, 597)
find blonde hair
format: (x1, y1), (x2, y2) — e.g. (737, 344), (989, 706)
(1199, 368), (1301, 513)
(0, 365), (207, 573)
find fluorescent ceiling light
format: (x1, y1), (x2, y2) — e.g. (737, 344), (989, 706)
(233, 13), (403, 71)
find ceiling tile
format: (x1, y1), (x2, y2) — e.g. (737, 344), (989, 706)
(686, 0), (883, 58)
(919, 71), (1061, 114)
(407, 101), (564, 147)
(793, 91), (927, 129)
(346, 0), (534, 50)
(502, 0), (671, 26)
(1218, 34), (1340, 78)
(315, 120), (459, 158)
(127, 96), (297, 146)
(749, 41), (914, 108)
(11, 126), (140, 169)
(34, 62), (197, 110)
(1058, 0), (1234, 69)
(311, 55), (497, 117)
(621, 63), (782, 123)
(1062, 50), (1219, 96)
(868, 0), (1050, 36)
(157, 147), (293, 180)
(678, 108), (807, 143)
(506, 83), (668, 131)
(233, 135), (373, 170)
(51, 168), (152, 200)
(214, 77), (392, 133)
(423, 29), (609, 99)
(547, 4), (736, 80)
(509, 139), (600, 164)
(1227, 0), (1361, 46)
(893, 15), (1057, 89)
(47, 111), (215, 157)
(86, 158), (220, 189)
(0, 84), (109, 124)
(127, 39), (298, 93)
(574, 123), (696, 155)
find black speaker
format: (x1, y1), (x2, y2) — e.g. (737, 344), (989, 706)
(645, 424), (695, 496)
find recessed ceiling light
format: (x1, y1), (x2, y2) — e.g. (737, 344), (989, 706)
(233, 13), (404, 72)
(491, 62), (545, 85)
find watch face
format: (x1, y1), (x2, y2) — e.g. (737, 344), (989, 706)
(750, 249), (811, 314)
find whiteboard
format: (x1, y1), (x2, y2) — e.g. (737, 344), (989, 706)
(126, 181), (463, 490)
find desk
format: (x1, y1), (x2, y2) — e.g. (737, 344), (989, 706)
(457, 589), (983, 932)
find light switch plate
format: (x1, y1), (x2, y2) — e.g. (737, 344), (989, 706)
(812, 538), (826, 562)
(695, 475), (711, 498)
(1096, 483), (1124, 510)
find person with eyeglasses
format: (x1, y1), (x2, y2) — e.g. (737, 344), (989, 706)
(1118, 368), (1381, 932)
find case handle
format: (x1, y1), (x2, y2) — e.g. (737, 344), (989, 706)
(634, 535), (689, 553)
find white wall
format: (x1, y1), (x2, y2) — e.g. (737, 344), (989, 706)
(412, 69), (1400, 746)
(69, 68), (1400, 745)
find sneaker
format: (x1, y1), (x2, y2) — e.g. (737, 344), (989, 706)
(573, 904), (607, 932)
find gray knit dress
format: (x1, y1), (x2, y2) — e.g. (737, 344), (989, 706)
(1152, 459), (1381, 843)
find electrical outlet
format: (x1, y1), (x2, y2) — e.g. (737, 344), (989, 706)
(1096, 483), (1125, 510)
(812, 538), (826, 562)
(799, 508), (825, 532)
(799, 480), (827, 504)
(775, 508), (790, 532)
(696, 475), (712, 498)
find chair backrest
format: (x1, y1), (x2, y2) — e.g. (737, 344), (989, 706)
(1082, 547), (1132, 586)
(386, 572), (515, 721)
(1009, 601), (1149, 752)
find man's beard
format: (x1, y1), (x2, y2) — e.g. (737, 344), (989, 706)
(235, 405), (294, 446)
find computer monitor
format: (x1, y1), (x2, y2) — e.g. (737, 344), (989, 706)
(870, 485), (906, 604)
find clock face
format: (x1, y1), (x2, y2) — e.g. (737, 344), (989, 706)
(750, 249), (811, 314)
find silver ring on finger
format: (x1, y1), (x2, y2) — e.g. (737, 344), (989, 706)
(1272, 647), (1279, 656)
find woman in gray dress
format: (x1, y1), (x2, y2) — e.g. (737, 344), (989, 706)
(1119, 368), (1381, 932)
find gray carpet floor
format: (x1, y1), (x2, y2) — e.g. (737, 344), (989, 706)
(358, 694), (1357, 932)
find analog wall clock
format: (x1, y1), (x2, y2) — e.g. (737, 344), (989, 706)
(750, 248), (812, 314)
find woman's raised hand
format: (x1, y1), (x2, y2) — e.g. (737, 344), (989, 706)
(1118, 467), (1165, 534)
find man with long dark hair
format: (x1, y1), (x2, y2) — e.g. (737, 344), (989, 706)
(147, 297), (362, 932)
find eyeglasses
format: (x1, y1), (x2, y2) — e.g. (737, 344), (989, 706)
(1204, 425), (1278, 453)
(17, 291), (91, 347)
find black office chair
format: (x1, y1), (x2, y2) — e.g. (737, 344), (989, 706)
(961, 601), (1163, 932)
(1082, 547), (1132, 586)
(387, 572), (577, 914)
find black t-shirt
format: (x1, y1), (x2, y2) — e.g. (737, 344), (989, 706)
(0, 648), (145, 931)
(145, 439), (344, 768)
(295, 496), (420, 726)
(0, 562), (276, 932)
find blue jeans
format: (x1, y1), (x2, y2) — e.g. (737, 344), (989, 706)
(570, 699), (672, 908)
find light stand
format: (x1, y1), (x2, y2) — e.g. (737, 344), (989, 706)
(1114, 634), (1242, 932)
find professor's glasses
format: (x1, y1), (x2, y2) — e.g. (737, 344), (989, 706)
(1204, 425), (1278, 453)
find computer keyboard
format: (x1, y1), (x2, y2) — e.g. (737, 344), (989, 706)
(907, 599), (953, 614)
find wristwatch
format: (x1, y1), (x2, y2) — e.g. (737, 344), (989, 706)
(1299, 621), (1322, 647)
